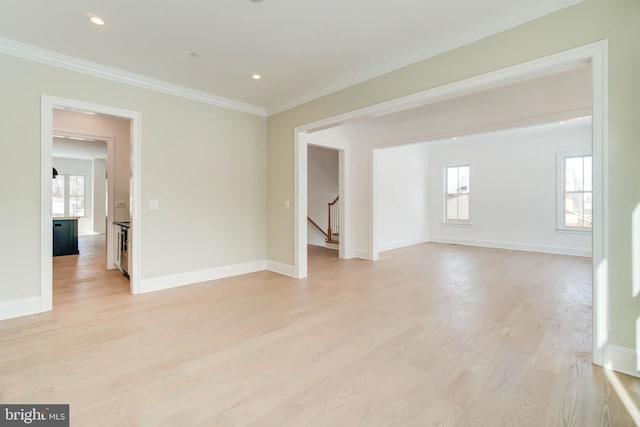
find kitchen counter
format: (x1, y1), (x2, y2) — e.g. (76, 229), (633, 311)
(114, 221), (130, 228)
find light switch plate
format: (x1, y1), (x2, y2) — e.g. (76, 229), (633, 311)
(115, 201), (127, 209)
(149, 200), (159, 210)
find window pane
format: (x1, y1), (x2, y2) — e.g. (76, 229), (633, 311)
(447, 167), (458, 194)
(562, 155), (592, 229)
(446, 165), (470, 222)
(457, 194), (470, 221)
(446, 194), (458, 220)
(69, 175), (85, 196)
(69, 196), (85, 217)
(52, 175), (65, 217)
(458, 166), (470, 193)
(565, 193), (585, 228)
(583, 156), (593, 191)
(565, 157), (583, 191)
(446, 194), (470, 222)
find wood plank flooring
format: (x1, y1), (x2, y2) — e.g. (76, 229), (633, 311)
(0, 238), (638, 426)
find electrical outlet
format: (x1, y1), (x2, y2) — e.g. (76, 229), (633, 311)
(284, 200), (291, 209)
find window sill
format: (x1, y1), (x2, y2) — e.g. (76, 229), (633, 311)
(442, 221), (474, 226)
(556, 227), (592, 235)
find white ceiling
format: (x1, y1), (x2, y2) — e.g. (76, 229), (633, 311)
(307, 65), (592, 149)
(0, 0), (582, 114)
(53, 137), (107, 160)
(345, 65), (592, 144)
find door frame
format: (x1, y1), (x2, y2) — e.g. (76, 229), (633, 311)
(294, 40), (608, 367)
(295, 137), (349, 278)
(41, 95), (142, 307)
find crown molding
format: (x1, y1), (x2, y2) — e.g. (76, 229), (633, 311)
(0, 37), (267, 117)
(266, 0), (584, 116)
(0, 0), (583, 118)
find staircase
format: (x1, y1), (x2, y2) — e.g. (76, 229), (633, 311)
(308, 195), (339, 250)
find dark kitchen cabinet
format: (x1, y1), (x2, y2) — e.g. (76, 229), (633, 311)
(53, 218), (79, 256)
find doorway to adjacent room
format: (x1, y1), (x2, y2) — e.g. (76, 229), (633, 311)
(41, 96), (142, 310)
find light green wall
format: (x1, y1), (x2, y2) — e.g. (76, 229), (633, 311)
(266, 0), (640, 348)
(0, 54), (267, 301)
(0, 0), (636, 351)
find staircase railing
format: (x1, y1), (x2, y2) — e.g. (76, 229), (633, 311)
(327, 196), (339, 243)
(307, 217), (328, 238)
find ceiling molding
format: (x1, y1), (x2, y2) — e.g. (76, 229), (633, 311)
(0, 0), (582, 118)
(0, 37), (267, 117)
(266, 0), (584, 116)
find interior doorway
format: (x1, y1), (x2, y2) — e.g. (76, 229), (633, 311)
(294, 41), (608, 368)
(295, 134), (349, 278)
(41, 96), (142, 309)
(307, 145), (340, 260)
(51, 120), (129, 304)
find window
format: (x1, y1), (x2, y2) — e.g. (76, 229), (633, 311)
(561, 155), (592, 229)
(445, 164), (470, 223)
(52, 174), (86, 217)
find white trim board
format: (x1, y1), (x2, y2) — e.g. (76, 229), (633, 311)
(0, 38), (265, 117)
(606, 345), (640, 378)
(428, 237), (592, 257)
(377, 236), (430, 253)
(266, 261), (297, 278)
(137, 260), (297, 293)
(295, 40), (609, 371)
(0, 259), (300, 321)
(139, 261), (268, 294)
(0, 297), (42, 321)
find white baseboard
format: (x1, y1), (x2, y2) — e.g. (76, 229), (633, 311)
(307, 242), (326, 248)
(607, 345), (640, 378)
(2, 260), (300, 319)
(428, 236), (591, 257)
(378, 236), (430, 253)
(350, 250), (374, 260)
(267, 260), (297, 278)
(138, 260), (268, 294)
(0, 297), (43, 321)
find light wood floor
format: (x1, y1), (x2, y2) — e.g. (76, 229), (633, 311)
(1, 239), (638, 426)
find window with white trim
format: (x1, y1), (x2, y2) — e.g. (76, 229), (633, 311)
(52, 174), (86, 217)
(445, 164), (470, 223)
(561, 155), (592, 229)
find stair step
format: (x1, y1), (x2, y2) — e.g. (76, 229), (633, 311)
(325, 241), (339, 250)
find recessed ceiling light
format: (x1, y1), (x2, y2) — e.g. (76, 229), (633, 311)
(90, 16), (105, 26)
(250, 0), (263, 3)
(190, 52), (200, 58)
(252, 73), (262, 80)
